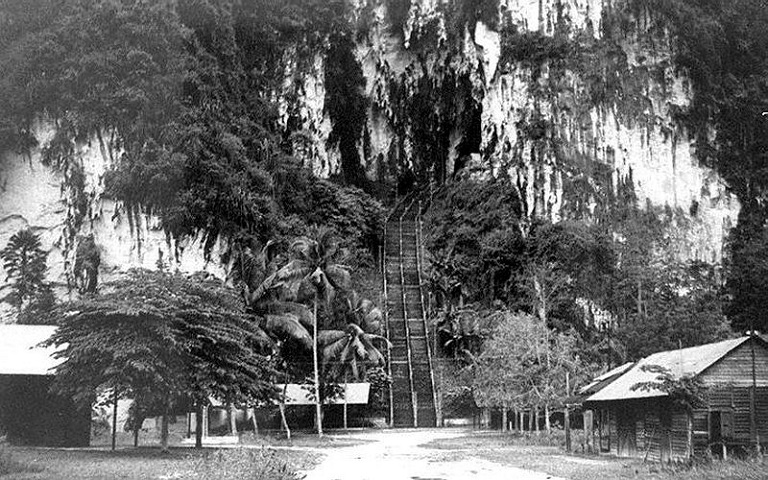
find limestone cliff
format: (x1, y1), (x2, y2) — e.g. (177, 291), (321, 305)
(281, 0), (737, 261)
(0, 0), (739, 322)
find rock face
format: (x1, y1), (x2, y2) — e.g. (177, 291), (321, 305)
(0, 124), (226, 322)
(0, 0), (739, 321)
(281, 0), (737, 262)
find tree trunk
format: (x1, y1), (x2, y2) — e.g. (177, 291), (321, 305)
(512, 408), (518, 431)
(160, 412), (170, 452)
(133, 425), (139, 448)
(111, 388), (118, 451)
(195, 402), (203, 449)
(501, 402), (508, 432)
(279, 381), (291, 441)
(313, 293), (323, 437)
(565, 405), (571, 452)
(545, 404), (551, 433)
(519, 410), (524, 433)
(343, 372), (349, 430)
(534, 407), (540, 433)
(228, 404), (238, 436)
(529, 409), (534, 431)
(250, 408), (259, 436)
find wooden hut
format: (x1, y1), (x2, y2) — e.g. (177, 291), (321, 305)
(0, 325), (90, 447)
(584, 336), (768, 461)
(565, 362), (634, 453)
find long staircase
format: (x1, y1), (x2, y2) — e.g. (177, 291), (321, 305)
(382, 197), (437, 427)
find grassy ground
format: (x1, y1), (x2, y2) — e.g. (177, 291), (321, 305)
(0, 447), (319, 480)
(422, 431), (768, 480)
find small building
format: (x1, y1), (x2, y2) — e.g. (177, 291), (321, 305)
(0, 325), (90, 447)
(564, 362), (634, 453)
(584, 336), (768, 461)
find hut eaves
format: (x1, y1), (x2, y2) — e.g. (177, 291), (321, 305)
(586, 337), (752, 402)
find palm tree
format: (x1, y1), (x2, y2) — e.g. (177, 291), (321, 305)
(319, 323), (388, 380)
(318, 322), (389, 429)
(228, 238), (314, 350)
(346, 291), (384, 334)
(276, 227), (350, 436)
(226, 238), (316, 437)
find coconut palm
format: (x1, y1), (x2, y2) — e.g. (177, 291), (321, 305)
(227, 238), (314, 351)
(275, 227), (351, 436)
(318, 323), (388, 380)
(318, 321), (389, 429)
(346, 291), (384, 334)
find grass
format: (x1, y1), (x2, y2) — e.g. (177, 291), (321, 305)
(0, 447), (319, 480)
(421, 430), (768, 480)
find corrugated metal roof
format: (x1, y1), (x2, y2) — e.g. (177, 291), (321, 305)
(587, 337), (749, 402)
(0, 325), (62, 375)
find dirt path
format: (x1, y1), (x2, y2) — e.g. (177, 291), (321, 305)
(301, 428), (566, 480)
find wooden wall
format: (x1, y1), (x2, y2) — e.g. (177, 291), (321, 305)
(702, 340), (768, 387)
(707, 386), (768, 441)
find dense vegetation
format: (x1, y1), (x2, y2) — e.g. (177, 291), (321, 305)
(425, 177), (732, 418)
(0, 0), (382, 257)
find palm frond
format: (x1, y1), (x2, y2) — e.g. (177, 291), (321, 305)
(362, 333), (391, 348)
(317, 329), (346, 346)
(321, 336), (350, 368)
(325, 264), (351, 291)
(264, 314), (311, 350)
(259, 300), (314, 329)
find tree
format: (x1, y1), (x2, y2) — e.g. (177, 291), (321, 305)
(473, 311), (584, 432)
(276, 227), (351, 436)
(473, 312), (536, 431)
(318, 323), (388, 381)
(1, 229), (50, 316)
(46, 269), (277, 450)
(318, 322), (388, 429)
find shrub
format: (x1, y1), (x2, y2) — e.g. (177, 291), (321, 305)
(192, 448), (303, 480)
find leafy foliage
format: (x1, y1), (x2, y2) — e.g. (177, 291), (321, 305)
(426, 177), (731, 367)
(0, 0), (383, 259)
(631, 364), (708, 411)
(473, 311), (584, 410)
(46, 269), (278, 427)
(0, 229), (53, 321)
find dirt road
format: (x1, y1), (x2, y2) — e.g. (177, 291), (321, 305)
(301, 428), (565, 480)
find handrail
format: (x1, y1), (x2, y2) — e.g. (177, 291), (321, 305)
(415, 200), (439, 426)
(380, 236), (394, 427)
(399, 196), (418, 427)
(385, 190), (415, 225)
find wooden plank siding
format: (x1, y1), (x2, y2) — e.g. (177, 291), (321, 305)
(701, 342), (768, 387)
(692, 410), (710, 457)
(587, 338), (768, 461)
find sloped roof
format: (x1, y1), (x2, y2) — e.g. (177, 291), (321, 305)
(587, 337), (751, 402)
(564, 362), (635, 406)
(578, 362), (635, 396)
(0, 325), (62, 375)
